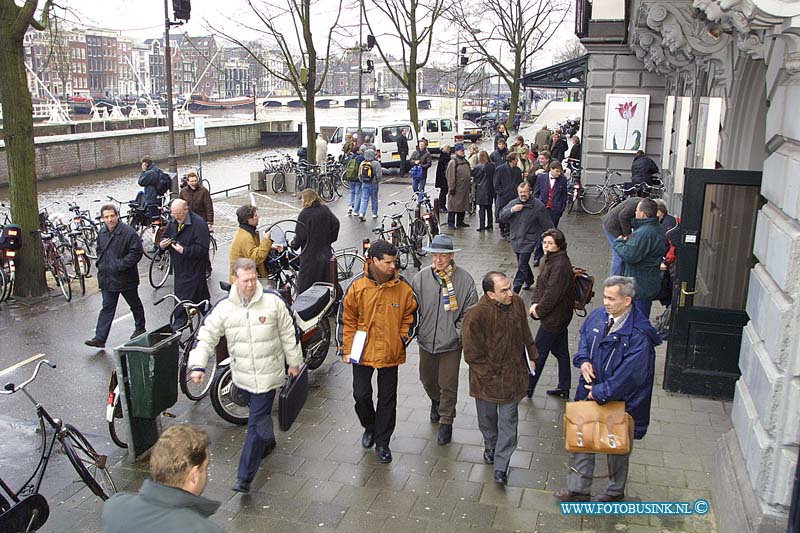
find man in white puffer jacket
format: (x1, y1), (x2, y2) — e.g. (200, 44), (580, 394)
(189, 258), (302, 494)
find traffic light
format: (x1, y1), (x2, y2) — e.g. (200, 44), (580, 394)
(367, 35), (376, 50)
(173, 0), (191, 21)
(459, 47), (468, 67)
(365, 60), (374, 74)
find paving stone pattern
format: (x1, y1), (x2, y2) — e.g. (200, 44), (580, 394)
(45, 144), (732, 532)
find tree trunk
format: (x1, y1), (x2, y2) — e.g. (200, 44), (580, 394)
(0, 9), (48, 298)
(407, 72), (420, 139)
(302, 0), (316, 164)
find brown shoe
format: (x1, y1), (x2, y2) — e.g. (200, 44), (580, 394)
(592, 492), (625, 502)
(553, 488), (590, 502)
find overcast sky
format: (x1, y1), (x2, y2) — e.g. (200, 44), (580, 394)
(57, 0), (574, 71)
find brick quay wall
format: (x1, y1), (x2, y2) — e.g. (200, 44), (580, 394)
(0, 119), (295, 185)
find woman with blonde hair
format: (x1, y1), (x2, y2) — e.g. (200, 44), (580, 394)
(290, 189), (340, 292)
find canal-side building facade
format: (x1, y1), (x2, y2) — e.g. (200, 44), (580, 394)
(577, 0), (799, 530)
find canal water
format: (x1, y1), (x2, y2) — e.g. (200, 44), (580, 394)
(0, 99), (462, 214)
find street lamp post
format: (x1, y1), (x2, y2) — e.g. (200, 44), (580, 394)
(357, 0), (364, 145)
(163, 0), (178, 177)
(454, 33), (460, 123)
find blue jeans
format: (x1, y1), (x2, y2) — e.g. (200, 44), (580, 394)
(412, 173), (427, 203)
(512, 252), (534, 293)
(360, 182), (379, 217)
(94, 288), (146, 341)
(604, 227), (625, 276)
(237, 388), (277, 483)
(349, 181), (362, 212)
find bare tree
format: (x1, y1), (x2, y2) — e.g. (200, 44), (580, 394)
(209, 0), (344, 162)
(552, 36), (586, 64)
(0, 0), (56, 298)
(364, 0), (446, 136)
(450, 0), (570, 129)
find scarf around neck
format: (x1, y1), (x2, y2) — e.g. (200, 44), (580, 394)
(433, 263), (458, 312)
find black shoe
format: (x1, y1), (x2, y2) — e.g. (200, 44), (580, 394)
(130, 328), (146, 339)
(262, 439), (277, 458)
(376, 446), (392, 463)
(361, 429), (375, 449)
(546, 389), (570, 400)
(494, 470), (508, 485)
(486, 227), (493, 231)
(84, 338), (105, 348)
(476, 227), (485, 232)
(526, 385), (535, 399)
(430, 400), (440, 423)
(522, 283), (533, 290)
(554, 488), (590, 502)
(483, 448), (495, 464)
(437, 423), (452, 445)
(456, 223), (470, 228)
(232, 479), (251, 493)
(532, 259), (540, 267)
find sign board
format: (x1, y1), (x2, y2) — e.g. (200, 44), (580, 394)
(193, 116), (207, 146)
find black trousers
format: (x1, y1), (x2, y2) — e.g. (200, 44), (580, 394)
(438, 183), (449, 211)
(478, 204), (493, 229)
(95, 288), (146, 341)
(352, 364), (399, 448)
(447, 211), (465, 227)
(528, 326), (571, 393)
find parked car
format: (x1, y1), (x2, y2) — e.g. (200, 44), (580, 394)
(462, 110), (483, 123)
(477, 111), (509, 126)
(460, 120), (483, 142)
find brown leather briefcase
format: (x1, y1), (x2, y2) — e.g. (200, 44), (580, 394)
(563, 401), (634, 455)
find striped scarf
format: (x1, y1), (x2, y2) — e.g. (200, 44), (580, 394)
(434, 263), (458, 312)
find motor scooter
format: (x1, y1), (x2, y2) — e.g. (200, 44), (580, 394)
(210, 280), (336, 425)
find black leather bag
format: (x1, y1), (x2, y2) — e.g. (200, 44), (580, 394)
(278, 364), (308, 431)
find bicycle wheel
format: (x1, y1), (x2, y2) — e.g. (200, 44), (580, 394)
(148, 249), (171, 289)
(272, 171), (286, 193)
(335, 251), (365, 287)
(179, 342), (217, 401)
(319, 177), (334, 202)
(295, 173), (305, 194)
(580, 185), (609, 215)
(61, 424), (116, 499)
(0, 265), (8, 303)
(52, 254), (72, 302)
(108, 401), (127, 449)
(79, 221), (99, 259)
(305, 317), (331, 370)
(410, 219), (428, 255)
(138, 224), (158, 260)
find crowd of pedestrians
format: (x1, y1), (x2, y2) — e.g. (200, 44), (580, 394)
(98, 120), (675, 529)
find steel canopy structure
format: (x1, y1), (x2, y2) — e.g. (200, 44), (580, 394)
(520, 55), (588, 89)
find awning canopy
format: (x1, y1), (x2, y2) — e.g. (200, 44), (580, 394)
(520, 55), (588, 89)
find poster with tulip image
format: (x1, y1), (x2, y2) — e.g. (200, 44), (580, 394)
(603, 94), (650, 153)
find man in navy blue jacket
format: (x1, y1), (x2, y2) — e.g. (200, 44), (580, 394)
(532, 161), (568, 265)
(554, 276), (661, 503)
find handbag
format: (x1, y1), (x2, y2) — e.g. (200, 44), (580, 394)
(563, 400), (634, 455)
(278, 364), (308, 432)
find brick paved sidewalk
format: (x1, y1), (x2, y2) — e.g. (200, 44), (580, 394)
(45, 183), (731, 532)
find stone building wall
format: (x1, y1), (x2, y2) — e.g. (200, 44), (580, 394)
(581, 45), (666, 185)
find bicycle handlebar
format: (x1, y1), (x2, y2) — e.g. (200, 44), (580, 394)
(1, 359), (55, 395)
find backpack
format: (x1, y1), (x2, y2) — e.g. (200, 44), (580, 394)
(359, 161), (374, 183)
(345, 157), (359, 181)
(573, 267), (595, 316)
(410, 165), (423, 180)
(155, 170), (172, 196)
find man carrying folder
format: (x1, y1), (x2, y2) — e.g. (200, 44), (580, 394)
(336, 240), (419, 464)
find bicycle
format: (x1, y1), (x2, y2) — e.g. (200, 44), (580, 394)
(0, 207), (20, 303)
(372, 204), (423, 271)
(55, 223), (90, 296)
(106, 296), (213, 449)
(1, 360), (116, 531)
(334, 247), (366, 289)
(64, 201), (99, 260)
(106, 195), (168, 260)
(35, 230), (71, 302)
(579, 169), (624, 215)
(149, 228), (216, 289)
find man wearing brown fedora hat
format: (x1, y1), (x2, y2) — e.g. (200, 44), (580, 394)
(411, 235), (478, 445)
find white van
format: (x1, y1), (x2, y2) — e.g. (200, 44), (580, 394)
(328, 121), (415, 167)
(417, 117), (464, 153)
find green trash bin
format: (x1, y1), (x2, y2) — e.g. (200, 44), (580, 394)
(119, 324), (180, 418)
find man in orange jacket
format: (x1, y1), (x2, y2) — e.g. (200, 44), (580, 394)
(336, 239), (418, 464)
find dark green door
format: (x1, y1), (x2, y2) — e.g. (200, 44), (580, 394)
(663, 169), (762, 399)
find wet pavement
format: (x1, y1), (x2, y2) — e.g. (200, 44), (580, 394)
(0, 123), (731, 532)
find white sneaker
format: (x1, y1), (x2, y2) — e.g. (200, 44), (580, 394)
(372, 214), (379, 219)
